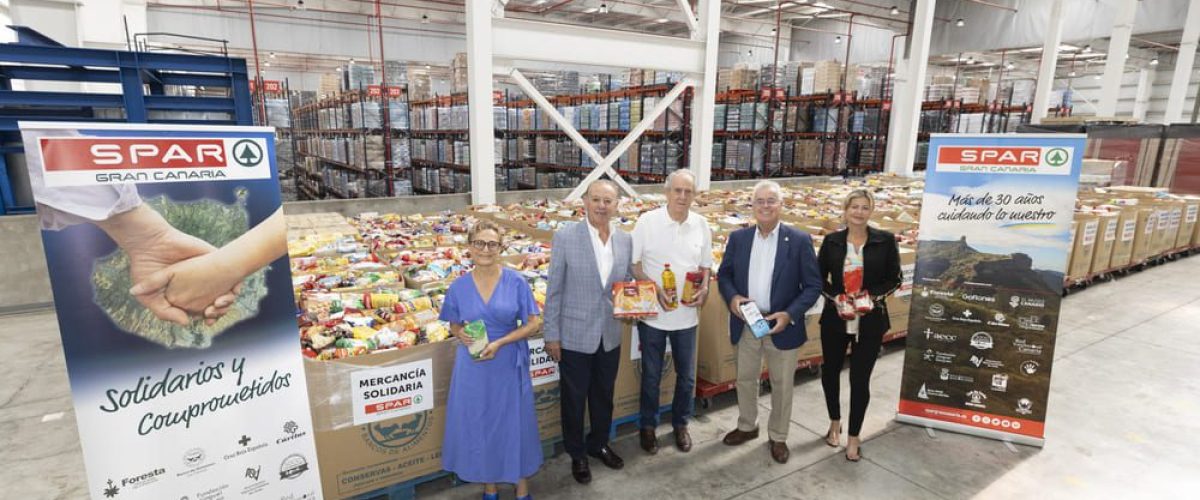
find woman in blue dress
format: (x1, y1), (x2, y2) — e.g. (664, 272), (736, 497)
(439, 220), (544, 500)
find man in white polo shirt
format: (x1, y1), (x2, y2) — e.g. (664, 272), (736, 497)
(631, 169), (713, 455)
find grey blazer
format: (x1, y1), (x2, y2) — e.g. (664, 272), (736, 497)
(543, 220), (633, 354)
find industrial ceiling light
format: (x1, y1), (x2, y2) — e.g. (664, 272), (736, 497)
(421, 14), (430, 24)
(834, 35), (841, 43)
(1068, 70), (1076, 77)
(955, 18), (965, 27)
(770, 27), (777, 35)
(349, 58), (355, 64)
(1093, 74), (1102, 80)
(1005, 62), (1015, 70)
(296, 0), (305, 10)
(656, 17), (670, 23)
(1082, 44), (1092, 53)
(336, 66), (343, 72)
(269, 52), (276, 59)
(599, 2), (609, 14)
(264, 62), (270, 67)
(890, 5), (900, 15)
(1150, 57), (1160, 65)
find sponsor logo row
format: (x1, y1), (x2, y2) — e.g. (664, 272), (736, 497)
(100, 421), (312, 498)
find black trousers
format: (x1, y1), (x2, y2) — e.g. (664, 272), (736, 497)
(559, 344), (621, 460)
(819, 322), (883, 437)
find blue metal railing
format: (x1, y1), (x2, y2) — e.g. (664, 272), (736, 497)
(0, 25), (254, 215)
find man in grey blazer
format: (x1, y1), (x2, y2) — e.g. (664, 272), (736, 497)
(544, 179), (633, 485)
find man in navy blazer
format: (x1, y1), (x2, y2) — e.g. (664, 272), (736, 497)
(716, 180), (822, 464)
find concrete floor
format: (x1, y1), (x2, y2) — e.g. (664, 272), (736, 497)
(4, 255), (1200, 500)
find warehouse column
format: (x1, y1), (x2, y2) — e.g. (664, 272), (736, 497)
(1097, 0), (1137, 117)
(1133, 68), (1155, 121)
(1164, 0), (1200, 124)
(1031, 0), (1065, 124)
(885, 0), (936, 176)
(691, 0), (721, 191)
(464, 0), (498, 205)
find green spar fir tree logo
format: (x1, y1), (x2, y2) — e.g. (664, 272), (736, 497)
(233, 139), (264, 167)
(1045, 148), (1069, 167)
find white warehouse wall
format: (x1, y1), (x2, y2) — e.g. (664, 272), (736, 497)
(931, 0), (1192, 55)
(790, 19), (898, 65)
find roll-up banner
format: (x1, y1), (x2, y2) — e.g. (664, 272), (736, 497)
(897, 133), (1085, 447)
(20, 122), (322, 499)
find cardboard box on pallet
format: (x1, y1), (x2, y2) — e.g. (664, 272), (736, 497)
(527, 336), (563, 442)
(1130, 208), (1159, 264)
(304, 340), (456, 499)
(1178, 200), (1199, 249)
(1068, 215), (1099, 280)
(613, 322), (681, 420)
(886, 245), (918, 335)
(1090, 213), (1120, 274)
(1164, 204), (1185, 253)
(1150, 207), (1174, 257)
(1110, 209), (1139, 269)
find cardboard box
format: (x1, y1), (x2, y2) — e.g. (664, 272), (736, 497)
(613, 322), (682, 420)
(1068, 215), (1099, 280)
(1090, 213), (1120, 274)
(696, 277), (828, 386)
(304, 340), (456, 499)
(527, 337), (563, 442)
(1109, 210), (1139, 269)
(1150, 207), (1173, 257)
(1178, 201), (1199, 249)
(1130, 209), (1159, 264)
(696, 290), (738, 384)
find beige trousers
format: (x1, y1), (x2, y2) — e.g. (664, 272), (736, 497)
(735, 327), (801, 441)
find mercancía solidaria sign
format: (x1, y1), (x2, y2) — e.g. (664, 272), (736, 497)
(99, 357), (294, 436)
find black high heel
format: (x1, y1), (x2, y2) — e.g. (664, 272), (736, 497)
(845, 446), (863, 462)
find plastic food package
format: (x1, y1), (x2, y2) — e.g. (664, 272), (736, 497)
(612, 280), (661, 319)
(465, 320), (490, 359)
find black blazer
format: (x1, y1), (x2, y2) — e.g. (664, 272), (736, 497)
(817, 226), (902, 335)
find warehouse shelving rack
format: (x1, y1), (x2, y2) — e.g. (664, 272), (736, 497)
(0, 25), (254, 215)
(409, 93), (472, 195)
(501, 82), (690, 190)
(292, 85), (412, 199)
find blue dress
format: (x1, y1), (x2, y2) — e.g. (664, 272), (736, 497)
(439, 268), (543, 484)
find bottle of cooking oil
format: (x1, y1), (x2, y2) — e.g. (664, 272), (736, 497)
(662, 263), (678, 309)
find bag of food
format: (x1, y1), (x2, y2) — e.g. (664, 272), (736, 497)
(612, 280), (661, 319)
(465, 319), (491, 360)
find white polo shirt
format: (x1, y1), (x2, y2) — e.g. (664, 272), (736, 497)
(632, 206), (714, 331)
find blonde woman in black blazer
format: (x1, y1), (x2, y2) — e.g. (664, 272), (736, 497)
(816, 189), (902, 462)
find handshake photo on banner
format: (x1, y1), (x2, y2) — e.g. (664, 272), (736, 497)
(33, 180), (287, 336)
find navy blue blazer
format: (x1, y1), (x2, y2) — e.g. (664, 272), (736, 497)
(717, 223), (822, 350)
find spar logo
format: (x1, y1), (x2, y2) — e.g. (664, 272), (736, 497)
(36, 136), (271, 187)
(232, 139), (264, 167)
(936, 145), (1073, 175)
(361, 411), (431, 454)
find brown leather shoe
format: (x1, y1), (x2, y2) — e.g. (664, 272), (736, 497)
(722, 428), (759, 446)
(639, 428), (659, 454)
(769, 439), (790, 464)
(674, 426), (692, 453)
